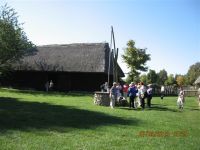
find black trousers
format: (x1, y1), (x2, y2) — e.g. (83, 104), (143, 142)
(129, 95), (136, 108)
(147, 95), (152, 107)
(161, 92), (164, 99)
(140, 98), (145, 109)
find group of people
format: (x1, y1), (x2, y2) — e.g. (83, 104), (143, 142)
(109, 82), (200, 110)
(109, 82), (153, 109)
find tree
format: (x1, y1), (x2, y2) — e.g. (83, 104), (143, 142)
(157, 69), (168, 85)
(165, 74), (175, 85)
(186, 62), (200, 85)
(122, 40), (151, 82)
(176, 75), (185, 87)
(0, 4), (35, 74)
(125, 74), (140, 84)
(147, 69), (157, 84)
(140, 74), (148, 84)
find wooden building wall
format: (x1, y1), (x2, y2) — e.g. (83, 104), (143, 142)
(1, 71), (113, 92)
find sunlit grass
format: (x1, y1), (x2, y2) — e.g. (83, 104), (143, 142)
(0, 88), (199, 150)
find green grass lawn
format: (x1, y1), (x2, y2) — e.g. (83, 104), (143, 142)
(0, 88), (199, 150)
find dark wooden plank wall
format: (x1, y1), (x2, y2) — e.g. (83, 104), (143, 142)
(1, 71), (113, 92)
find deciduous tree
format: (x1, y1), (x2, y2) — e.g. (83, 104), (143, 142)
(0, 4), (35, 74)
(165, 74), (175, 85)
(176, 75), (185, 87)
(186, 62), (200, 85)
(157, 69), (168, 85)
(122, 40), (150, 82)
(147, 69), (157, 84)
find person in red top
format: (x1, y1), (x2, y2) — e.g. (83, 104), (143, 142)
(123, 83), (129, 100)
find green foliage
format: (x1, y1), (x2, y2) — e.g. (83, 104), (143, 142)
(157, 69), (168, 85)
(0, 88), (200, 150)
(125, 75), (140, 84)
(176, 75), (185, 87)
(0, 4), (35, 74)
(122, 40), (151, 82)
(186, 62), (200, 85)
(147, 69), (157, 84)
(165, 74), (175, 85)
(140, 74), (148, 84)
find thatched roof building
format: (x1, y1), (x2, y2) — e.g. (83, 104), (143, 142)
(4, 43), (124, 91)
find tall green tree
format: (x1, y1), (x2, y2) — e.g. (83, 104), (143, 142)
(140, 74), (148, 84)
(0, 4), (34, 74)
(147, 69), (157, 84)
(165, 74), (175, 85)
(186, 62), (200, 85)
(157, 69), (168, 85)
(122, 40), (151, 82)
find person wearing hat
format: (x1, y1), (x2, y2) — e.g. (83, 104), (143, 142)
(109, 82), (118, 108)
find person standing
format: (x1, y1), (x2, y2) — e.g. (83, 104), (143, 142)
(146, 84), (153, 108)
(45, 81), (49, 92)
(49, 80), (54, 91)
(160, 85), (165, 99)
(100, 82), (108, 92)
(139, 82), (147, 110)
(179, 87), (185, 102)
(116, 82), (122, 97)
(123, 83), (129, 100)
(109, 82), (118, 109)
(127, 83), (138, 109)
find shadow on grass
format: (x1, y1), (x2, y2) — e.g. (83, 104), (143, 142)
(0, 88), (93, 97)
(118, 104), (178, 112)
(147, 105), (178, 112)
(0, 97), (139, 133)
(189, 108), (200, 111)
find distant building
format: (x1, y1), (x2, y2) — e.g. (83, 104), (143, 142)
(2, 43), (124, 91)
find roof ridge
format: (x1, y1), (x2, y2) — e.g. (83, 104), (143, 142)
(37, 42), (108, 47)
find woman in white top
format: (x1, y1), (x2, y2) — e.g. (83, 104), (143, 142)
(138, 82), (147, 109)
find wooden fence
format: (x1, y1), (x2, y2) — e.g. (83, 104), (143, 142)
(183, 90), (198, 97)
(152, 86), (198, 97)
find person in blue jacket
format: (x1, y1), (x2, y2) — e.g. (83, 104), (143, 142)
(127, 82), (138, 109)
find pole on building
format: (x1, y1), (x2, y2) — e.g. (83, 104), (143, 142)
(108, 26), (118, 86)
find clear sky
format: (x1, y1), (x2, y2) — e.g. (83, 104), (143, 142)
(1, 0), (200, 76)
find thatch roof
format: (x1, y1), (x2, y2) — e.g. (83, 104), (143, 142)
(14, 43), (124, 77)
(194, 76), (200, 85)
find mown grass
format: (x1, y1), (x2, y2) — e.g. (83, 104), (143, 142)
(0, 88), (199, 150)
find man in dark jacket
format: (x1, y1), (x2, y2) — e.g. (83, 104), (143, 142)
(127, 83), (138, 109)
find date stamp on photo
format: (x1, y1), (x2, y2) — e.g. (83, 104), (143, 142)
(138, 130), (189, 137)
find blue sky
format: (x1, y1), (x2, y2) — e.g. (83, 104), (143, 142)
(1, 0), (200, 76)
